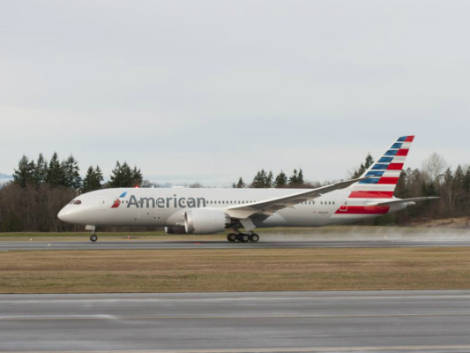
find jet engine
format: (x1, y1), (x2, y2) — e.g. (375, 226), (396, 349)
(184, 208), (229, 234)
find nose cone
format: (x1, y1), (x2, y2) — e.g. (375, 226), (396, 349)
(57, 205), (74, 223)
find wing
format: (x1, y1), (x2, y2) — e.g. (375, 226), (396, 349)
(225, 177), (365, 219)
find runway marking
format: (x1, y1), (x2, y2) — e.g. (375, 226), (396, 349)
(2, 312), (470, 321)
(4, 344), (470, 353)
(2, 239), (470, 251)
(3, 293), (470, 303)
(0, 314), (117, 321)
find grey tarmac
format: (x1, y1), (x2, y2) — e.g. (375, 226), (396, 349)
(2, 240), (470, 250)
(2, 290), (470, 352)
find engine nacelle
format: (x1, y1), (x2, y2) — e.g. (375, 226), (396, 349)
(164, 226), (187, 234)
(184, 208), (229, 234)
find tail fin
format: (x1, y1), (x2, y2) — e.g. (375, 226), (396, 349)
(347, 135), (415, 199)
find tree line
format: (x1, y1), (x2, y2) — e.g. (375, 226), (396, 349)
(233, 169), (311, 188)
(233, 154), (377, 189)
(13, 153), (143, 191)
(1, 152), (469, 231)
(391, 154), (470, 225)
(0, 153), (144, 231)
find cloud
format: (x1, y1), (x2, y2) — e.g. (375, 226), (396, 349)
(1, 0), (469, 184)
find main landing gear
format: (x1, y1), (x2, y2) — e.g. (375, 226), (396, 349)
(227, 232), (260, 243)
(90, 233), (98, 242)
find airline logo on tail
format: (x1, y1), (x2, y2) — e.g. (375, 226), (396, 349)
(349, 135), (414, 199)
(336, 135), (414, 215)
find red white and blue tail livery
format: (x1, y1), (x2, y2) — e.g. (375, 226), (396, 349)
(58, 135), (438, 242)
(332, 135), (424, 218)
(349, 135), (414, 199)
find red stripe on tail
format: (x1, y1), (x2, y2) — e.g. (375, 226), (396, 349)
(387, 163), (404, 170)
(377, 177), (399, 184)
(396, 149), (409, 156)
(349, 191), (394, 198)
(335, 205), (390, 214)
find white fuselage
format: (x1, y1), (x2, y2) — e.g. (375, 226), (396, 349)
(58, 187), (406, 229)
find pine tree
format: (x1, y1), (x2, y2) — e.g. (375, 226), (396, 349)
(62, 155), (82, 189)
(234, 177), (246, 188)
(463, 166), (470, 211)
(251, 170), (269, 188)
(288, 169), (298, 186)
(395, 169), (408, 198)
(82, 166), (103, 192)
(454, 165), (465, 190)
(131, 166), (143, 187)
(109, 161), (124, 187)
(274, 171), (287, 188)
(33, 153), (48, 185)
(13, 155), (35, 187)
(46, 152), (65, 186)
(109, 162), (142, 187)
(95, 166), (104, 187)
(453, 165), (465, 211)
(250, 169), (274, 188)
(297, 169), (304, 185)
(463, 166), (470, 193)
(352, 154), (374, 178)
(266, 171), (273, 188)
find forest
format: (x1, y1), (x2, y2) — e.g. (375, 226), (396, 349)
(0, 152), (468, 231)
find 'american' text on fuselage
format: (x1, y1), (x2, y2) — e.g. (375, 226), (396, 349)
(127, 195), (207, 209)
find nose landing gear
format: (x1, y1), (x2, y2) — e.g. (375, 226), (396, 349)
(86, 225), (98, 242)
(227, 232), (260, 243)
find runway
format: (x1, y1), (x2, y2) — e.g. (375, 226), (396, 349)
(2, 290), (470, 352)
(2, 239), (470, 250)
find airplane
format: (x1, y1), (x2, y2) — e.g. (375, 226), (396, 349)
(58, 135), (437, 242)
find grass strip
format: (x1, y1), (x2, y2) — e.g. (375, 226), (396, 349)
(1, 247), (470, 293)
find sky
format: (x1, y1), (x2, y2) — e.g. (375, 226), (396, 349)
(1, 0), (469, 186)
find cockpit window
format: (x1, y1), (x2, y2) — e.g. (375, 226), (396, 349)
(70, 199), (82, 205)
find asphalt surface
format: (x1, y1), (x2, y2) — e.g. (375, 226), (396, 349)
(2, 239), (470, 250)
(2, 290), (470, 352)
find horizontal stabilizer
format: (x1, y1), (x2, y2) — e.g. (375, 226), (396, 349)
(372, 196), (439, 207)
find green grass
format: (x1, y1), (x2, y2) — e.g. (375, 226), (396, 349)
(2, 247), (470, 293)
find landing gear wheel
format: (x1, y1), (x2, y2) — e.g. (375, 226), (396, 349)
(227, 233), (237, 243)
(249, 233), (260, 243)
(90, 234), (98, 242)
(238, 234), (250, 243)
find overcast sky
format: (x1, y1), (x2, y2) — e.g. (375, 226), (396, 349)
(1, 1), (469, 185)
